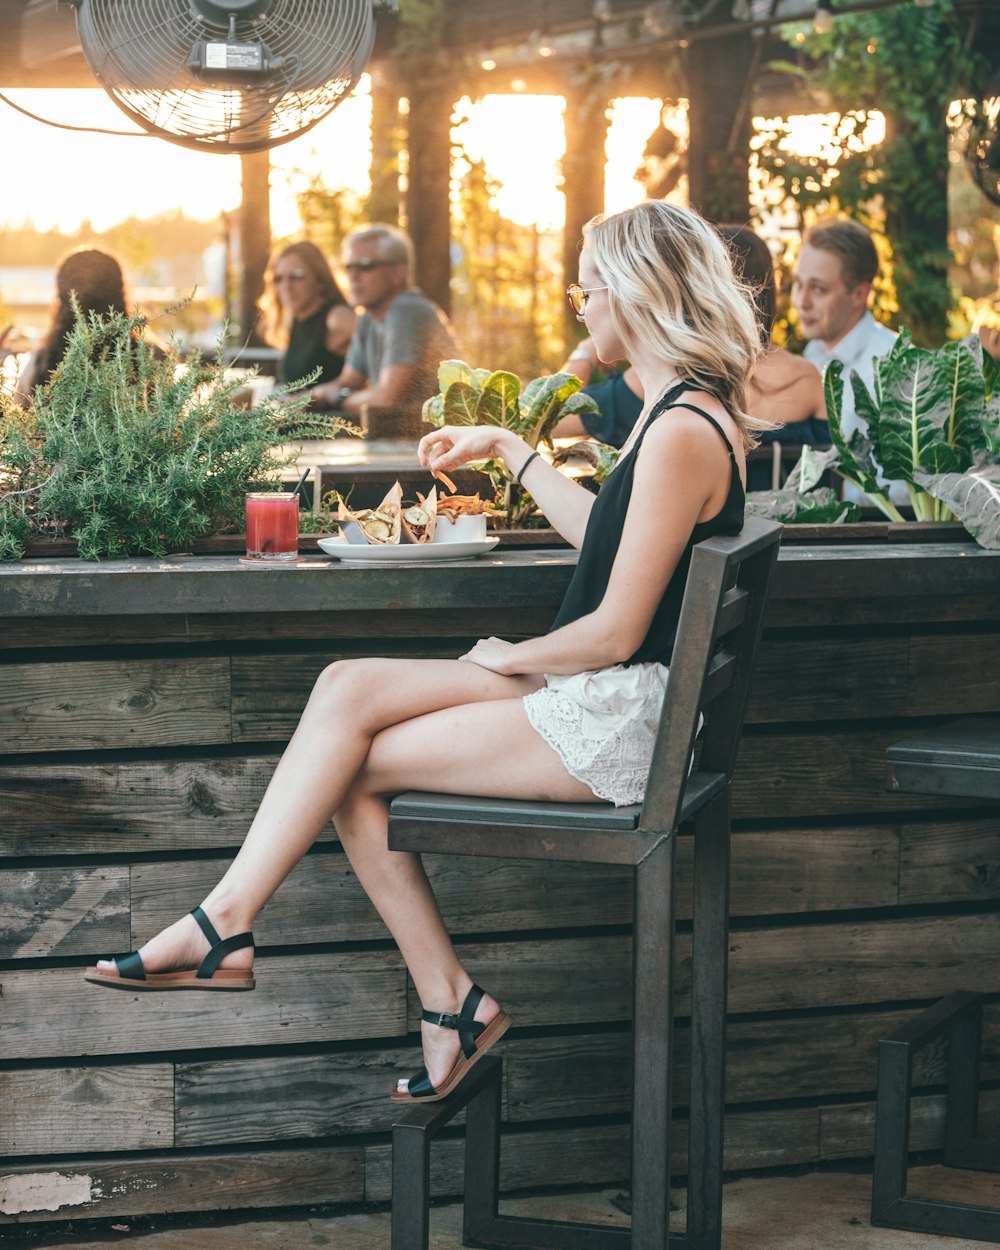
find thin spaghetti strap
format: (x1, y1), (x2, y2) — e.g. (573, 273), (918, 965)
(667, 401), (738, 463)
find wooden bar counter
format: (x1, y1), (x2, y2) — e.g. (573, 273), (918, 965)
(1, 541), (998, 1227)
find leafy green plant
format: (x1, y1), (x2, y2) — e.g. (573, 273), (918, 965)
(746, 445), (863, 525)
(0, 307), (358, 560)
(421, 360), (600, 526)
(824, 330), (1000, 543)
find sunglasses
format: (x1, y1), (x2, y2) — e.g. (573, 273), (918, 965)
(274, 269), (307, 284)
(344, 259), (394, 275)
(566, 283), (608, 319)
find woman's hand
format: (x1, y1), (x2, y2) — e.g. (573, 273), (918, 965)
(460, 636), (519, 675)
(418, 425), (521, 476)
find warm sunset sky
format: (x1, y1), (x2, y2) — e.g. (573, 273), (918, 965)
(0, 79), (670, 238)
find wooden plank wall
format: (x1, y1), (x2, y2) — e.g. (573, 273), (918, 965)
(1, 589), (998, 1227)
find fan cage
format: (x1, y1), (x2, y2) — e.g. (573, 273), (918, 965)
(75, 0), (375, 152)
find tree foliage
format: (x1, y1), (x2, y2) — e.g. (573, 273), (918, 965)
(757, 1), (987, 345)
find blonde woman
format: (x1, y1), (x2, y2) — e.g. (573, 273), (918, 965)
(257, 240), (355, 390)
(87, 201), (767, 1105)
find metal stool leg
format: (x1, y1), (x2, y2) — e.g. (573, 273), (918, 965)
(392, 1119), (432, 1250)
(686, 788), (732, 1250)
(631, 830), (676, 1250)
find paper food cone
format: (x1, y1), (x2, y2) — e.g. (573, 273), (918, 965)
(401, 487), (438, 544)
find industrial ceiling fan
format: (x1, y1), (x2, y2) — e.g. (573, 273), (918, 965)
(68, 0), (383, 153)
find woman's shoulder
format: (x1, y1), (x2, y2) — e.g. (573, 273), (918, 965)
(749, 348), (824, 423)
(643, 388), (741, 456)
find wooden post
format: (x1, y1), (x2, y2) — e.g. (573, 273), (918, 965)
(238, 150), (271, 348)
(367, 62), (402, 226)
(403, 82), (453, 315)
(685, 29), (755, 223)
(561, 82), (610, 354)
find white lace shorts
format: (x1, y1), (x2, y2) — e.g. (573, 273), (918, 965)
(523, 661), (669, 807)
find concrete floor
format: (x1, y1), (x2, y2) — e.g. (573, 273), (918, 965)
(14, 1165), (1000, 1250)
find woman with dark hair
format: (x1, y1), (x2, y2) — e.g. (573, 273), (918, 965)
(11, 246), (166, 405)
(257, 241), (355, 390)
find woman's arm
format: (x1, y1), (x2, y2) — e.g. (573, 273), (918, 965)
(462, 413), (728, 676)
(418, 425), (596, 549)
(325, 305), (356, 358)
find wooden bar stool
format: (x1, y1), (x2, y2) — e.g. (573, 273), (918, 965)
(387, 517), (782, 1250)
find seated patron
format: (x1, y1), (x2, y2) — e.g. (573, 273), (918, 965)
(309, 224), (458, 415)
(258, 240), (356, 390)
(791, 215), (899, 501)
(7, 246), (167, 406)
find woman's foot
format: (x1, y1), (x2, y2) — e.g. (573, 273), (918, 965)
(85, 905), (255, 991)
(393, 983), (509, 1102)
(95, 908), (253, 977)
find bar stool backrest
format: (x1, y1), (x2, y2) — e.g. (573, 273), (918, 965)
(638, 516), (781, 835)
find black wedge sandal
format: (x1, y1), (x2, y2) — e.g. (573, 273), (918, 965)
(84, 906), (255, 991)
(391, 983), (510, 1103)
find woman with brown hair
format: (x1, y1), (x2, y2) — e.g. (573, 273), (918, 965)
(257, 240), (355, 391)
(11, 246), (166, 405)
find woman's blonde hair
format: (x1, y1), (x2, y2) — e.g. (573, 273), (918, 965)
(582, 201), (770, 445)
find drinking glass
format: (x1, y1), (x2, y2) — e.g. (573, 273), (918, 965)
(245, 492), (299, 561)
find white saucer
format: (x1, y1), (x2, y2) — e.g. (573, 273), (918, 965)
(316, 536), (501, 563)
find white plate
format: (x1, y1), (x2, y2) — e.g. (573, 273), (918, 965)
(317, 535), (500, 562)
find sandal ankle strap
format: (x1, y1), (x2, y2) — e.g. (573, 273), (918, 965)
(420, 983), (487, 1059)
(190, 906), (255, 980)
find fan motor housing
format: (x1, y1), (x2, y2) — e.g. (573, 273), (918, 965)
(190, 0), (272, 26)
(187, 37), (270, 79)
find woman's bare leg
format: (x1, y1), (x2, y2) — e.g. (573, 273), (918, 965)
(332, 693), (598, 1092)
(99, 657), (543, 975)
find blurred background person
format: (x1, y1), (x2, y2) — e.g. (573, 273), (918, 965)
(257, 240), (355, 394)
(310, 224), (458, 415)
(9, 245), (167, 406)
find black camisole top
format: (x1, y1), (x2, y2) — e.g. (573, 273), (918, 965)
(281, 301), (346, 387)
(549, 381), (746, 666)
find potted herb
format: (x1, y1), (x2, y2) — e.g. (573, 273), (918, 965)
(0, 308), (358, 560)
(421, 360), (600, 527)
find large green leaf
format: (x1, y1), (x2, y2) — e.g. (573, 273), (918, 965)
(876, 347), (965, 482)
(474, 371), (521, 427)
(437, 360), (477, 392)
(783, 444), (841, 494)
(981, 344), (1000, 402)
(825, 361), (883, 496)
(442, 381), (480, 425)
(746, 485), (862, 524)
(916, 465), (1000, 548)
(421, 393), (445, 427)
(938, 338), (989, 464)
(516, 372), (582, 443)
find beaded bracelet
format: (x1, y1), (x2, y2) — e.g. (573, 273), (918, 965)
(515, 449), (541, 486)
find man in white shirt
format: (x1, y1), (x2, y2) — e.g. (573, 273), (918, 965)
(792, 217), (901, 503)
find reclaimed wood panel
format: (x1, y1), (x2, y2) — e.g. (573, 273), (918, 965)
(0, 866), (128, 959)
(0, 658), (231, 753)
(0, 1066), (171, 1155)
(0, 756), (287, 857)
(231, 647), (472, 741)
(747, 635), (909, 724)
(0, 608), (557, 651)
(145, 827), (897, 948)
(899, 817), (1000, 904)
(131, 854), (631, 950)
(175, 1048), (420, 1146)
(820, 1089), (1000, 1161)
(764, 592), (1000, 630)
(0, 1147), (364, 1223)
(732, 729), (984, 818)
(909, 633), (1000, 715)
(0, 952), (405, 1060)
(505, 1004), (1000, 1120)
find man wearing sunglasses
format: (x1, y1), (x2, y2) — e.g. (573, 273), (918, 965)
(310, 223), (458, 416)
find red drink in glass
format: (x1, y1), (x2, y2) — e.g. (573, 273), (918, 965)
(245, 492), (299, 560)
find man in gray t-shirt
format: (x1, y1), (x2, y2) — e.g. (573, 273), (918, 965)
(310, 224), (457, 414)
